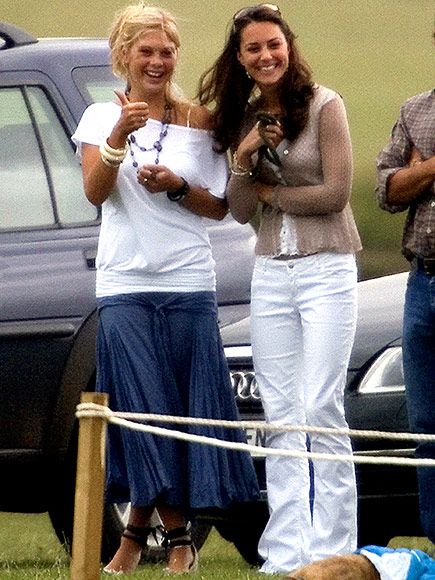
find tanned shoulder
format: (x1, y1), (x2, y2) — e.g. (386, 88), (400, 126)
(189, 104), (213, 130)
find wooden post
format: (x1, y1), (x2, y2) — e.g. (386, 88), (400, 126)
(70, 392), (108, 580)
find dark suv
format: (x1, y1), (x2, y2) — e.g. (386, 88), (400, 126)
(0, 22), (421, 567)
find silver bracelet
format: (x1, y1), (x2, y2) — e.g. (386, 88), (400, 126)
(230, 166), (251, 176)
(231, 151), (253, 176)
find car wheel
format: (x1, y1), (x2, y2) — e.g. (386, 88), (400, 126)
(214, 502), (269, 566)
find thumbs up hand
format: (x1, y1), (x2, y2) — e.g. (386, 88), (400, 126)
(110, 89), (150, 146)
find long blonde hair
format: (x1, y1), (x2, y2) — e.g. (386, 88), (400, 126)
(109, 3), (182, 101)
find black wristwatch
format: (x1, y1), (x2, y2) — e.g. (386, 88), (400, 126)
(167, 177), (189, 202)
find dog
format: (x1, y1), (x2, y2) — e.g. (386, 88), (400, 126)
(286, 553), (380, 580)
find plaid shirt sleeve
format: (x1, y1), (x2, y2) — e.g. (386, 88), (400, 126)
(375, 104), (412, 214)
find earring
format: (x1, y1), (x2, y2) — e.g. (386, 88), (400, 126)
(245, 68), (252, 79)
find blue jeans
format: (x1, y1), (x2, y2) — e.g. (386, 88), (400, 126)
(403, 267), (435, 543)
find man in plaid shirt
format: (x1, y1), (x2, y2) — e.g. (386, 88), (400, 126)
(376, 88), (435, 544)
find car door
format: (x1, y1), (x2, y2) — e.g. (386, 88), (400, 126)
(0, 83), (99, 453)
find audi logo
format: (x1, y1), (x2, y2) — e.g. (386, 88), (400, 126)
(229, 370), (261, 401)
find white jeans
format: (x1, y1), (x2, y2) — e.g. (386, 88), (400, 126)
(252, 253), (358, 574)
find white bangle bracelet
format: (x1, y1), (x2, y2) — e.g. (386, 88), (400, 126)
(99, 143), (126, 165)
(100, 153), (121, 168)
(99, 144), (125, 162)
(103, 140), (128, 158)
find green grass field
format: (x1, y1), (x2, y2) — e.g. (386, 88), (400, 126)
(0, 513), (268, 579)
(0, 512), (434, 579)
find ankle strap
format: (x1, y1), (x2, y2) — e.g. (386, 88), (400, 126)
(161, 524), (192, 548)
(122, 524), (158, 548)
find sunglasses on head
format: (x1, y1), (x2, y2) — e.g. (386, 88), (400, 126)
(233, 4), (281, 22)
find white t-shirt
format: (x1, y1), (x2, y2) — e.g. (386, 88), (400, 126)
(72, 102), (228, 297)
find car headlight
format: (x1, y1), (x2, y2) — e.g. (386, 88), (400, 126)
(359, 347), (404, 394)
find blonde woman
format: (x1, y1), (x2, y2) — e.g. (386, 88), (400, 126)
(72, 4), (259, 575)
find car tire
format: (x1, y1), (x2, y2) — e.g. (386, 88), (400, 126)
(214, 502), (269, 566)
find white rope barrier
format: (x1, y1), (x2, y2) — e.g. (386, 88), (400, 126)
(76, 403), (435, 442)
(76, 403), (435, 467)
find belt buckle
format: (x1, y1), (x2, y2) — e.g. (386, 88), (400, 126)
(422, 258), (435, 275)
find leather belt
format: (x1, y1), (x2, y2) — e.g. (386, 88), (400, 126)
(412, 257), (435, 276)
(273, 254), (300, 261)
(272, 252), (318, 261)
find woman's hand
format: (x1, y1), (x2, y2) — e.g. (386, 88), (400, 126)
(256, 118), (283, 151)
(109, 89), (150, 147)
(137, 165), (228, 219)
(257, 183), (274, 204)
(137, 164), (183, 194)
(235, 120), (283, 169)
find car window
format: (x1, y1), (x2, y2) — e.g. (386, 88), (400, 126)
(27, 87), (97, 225)
(0, 86), (97, 231)
(0, 87), (54, 228)
(72, 66), (124, 104)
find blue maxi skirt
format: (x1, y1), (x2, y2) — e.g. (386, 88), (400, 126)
(96, 291), (260, 511)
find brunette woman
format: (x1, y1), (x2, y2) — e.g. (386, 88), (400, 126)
(198, 4), (362, 574)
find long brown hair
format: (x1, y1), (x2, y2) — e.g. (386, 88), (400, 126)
(197, 6), (314, 152)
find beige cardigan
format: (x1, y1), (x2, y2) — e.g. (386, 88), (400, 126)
(227, 85), (362, 257)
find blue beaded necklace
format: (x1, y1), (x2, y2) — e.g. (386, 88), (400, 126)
(128, 103), (172, 166)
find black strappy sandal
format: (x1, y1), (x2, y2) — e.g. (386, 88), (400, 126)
(162, 524), (198, 574)
(122, 523), (159, 548)
(103, 524), (160, 575)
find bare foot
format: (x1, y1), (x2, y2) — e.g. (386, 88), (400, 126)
(103, 535), (143, 575)
(165, 544), (198, 575)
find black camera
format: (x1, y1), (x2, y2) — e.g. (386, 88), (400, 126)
(255, 112), (282, 167)
(256, 111), (281, 128)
